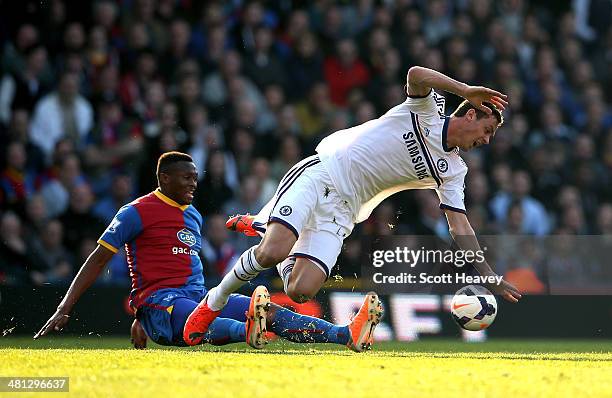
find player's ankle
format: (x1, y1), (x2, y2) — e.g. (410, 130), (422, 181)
(277, 257), (296, 295)
(207, 288), (229, 311)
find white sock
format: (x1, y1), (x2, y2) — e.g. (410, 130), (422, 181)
(207, 246), (266, 311)
(276, 256), (296, 294)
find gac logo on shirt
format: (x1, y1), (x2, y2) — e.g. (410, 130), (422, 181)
(177, 228), (196, 247)
(172, 246), (198, 256)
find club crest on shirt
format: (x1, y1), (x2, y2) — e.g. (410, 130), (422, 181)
(177, 228), (196, 247)
(423, 127), (430, 136)
(279, 205), (292, 216)
(437, 158), (449, 173)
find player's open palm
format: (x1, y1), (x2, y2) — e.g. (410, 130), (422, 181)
(463, 85), (508, 114)
(131, 319), (148, 349)
(34, 309), (70, 339)
(489, 278), (522, 303)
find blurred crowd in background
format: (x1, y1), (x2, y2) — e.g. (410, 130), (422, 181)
(0, 0), (611, 292)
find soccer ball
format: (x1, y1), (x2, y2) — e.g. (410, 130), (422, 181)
(450, 285), (497, 331)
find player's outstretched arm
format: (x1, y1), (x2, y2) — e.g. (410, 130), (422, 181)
(33, 245), (114, 339)
(406, 66), (508, 113)
(443, 209), (522, 303)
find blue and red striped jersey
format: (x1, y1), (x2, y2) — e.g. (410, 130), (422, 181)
(98, 189), (204, 309)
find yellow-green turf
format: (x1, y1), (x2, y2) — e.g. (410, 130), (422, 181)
(1, 337), (611, 398)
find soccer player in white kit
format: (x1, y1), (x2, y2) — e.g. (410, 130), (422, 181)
(187, 66), (522, 340)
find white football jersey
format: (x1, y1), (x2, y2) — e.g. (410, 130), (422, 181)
(316, 89), (468, 223)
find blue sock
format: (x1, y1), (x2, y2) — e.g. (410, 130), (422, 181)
(170, 298), (245, 346)
(269, 307), (349, 345)
(206, 318), (246, 345)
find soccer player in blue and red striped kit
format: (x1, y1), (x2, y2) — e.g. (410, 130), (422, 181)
(35, 152), (382, 351)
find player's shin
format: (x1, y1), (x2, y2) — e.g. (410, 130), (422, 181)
(268, 306), (349, 345)
(207, 246), (266, 311)
(206, 318), (246, 345)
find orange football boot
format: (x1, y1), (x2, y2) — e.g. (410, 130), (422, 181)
(347, 292), (384, 352)
(182, 296), (221, 346)
(226, 214), (259, 237)
(245, 285), (271, 349)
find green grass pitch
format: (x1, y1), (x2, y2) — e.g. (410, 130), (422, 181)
(1, 337), (611, 398)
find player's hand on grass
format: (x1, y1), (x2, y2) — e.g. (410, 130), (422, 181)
(34, 308), (71, 339)
(463, 86), (508, 113)
(489, 278), (522, 303)
(130, 319), (147, 349)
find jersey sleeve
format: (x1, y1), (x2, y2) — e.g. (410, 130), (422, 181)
(435, 171), (467, 214)
(406, 89), (446, 123)
(97, 204), (143, 253)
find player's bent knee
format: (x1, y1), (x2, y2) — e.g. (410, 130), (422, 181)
(254, 226), (297, 266)
(254, 244), (287, 267)
(286, 284), (317, 304)
(255, 238), (295, 268)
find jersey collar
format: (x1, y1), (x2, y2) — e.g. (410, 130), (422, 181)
(441, 116), (455, 152)
(153, 188), (189, 211)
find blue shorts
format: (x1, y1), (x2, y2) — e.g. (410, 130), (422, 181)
(136, 287), (250, 346)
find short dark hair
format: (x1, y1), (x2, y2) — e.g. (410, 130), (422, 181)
(452, 100), (504, 127)
(156, 151), (193, 180)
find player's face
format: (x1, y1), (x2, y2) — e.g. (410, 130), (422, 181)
(162, 162), (198, 205)
(460, 111), (498, 151)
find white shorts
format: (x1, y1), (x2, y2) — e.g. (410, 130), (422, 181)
(252, 155), (355, 278)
